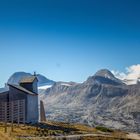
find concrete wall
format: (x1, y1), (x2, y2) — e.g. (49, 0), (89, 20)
(27, 94), (38, 123)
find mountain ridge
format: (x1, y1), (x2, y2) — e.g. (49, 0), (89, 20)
(38, 69), (140, 133)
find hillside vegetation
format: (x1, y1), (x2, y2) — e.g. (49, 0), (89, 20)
(0, 121), (135, 140)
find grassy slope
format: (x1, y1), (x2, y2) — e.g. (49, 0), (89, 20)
(0, 121), (131, 140)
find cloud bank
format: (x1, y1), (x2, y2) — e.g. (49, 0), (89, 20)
(112, 64), (140, 85)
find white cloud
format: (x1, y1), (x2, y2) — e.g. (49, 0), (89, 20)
(111, 70), (126, 80)
(112, 64), (140, 85)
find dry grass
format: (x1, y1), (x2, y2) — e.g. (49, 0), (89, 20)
(0, 121), (130, 140)
(0, 131), (14, 140)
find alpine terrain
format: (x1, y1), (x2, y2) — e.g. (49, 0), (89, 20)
(39, 69), (140, 133)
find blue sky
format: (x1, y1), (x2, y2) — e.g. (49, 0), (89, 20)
(0, 0), (140, 87)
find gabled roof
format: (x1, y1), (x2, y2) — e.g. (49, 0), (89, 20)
(8, 84), (37, 96)
(20, 76), (38, 84)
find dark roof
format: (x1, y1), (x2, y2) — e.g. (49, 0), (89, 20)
(8, 84), (37, 96)
(20, 76), (38, 84)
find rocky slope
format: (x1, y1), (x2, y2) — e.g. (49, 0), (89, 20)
(39, 69), (140, 133)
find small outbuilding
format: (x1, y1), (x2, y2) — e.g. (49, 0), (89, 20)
(0, 75), (39, 123)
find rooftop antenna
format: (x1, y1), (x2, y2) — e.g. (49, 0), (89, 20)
(5, 83), (7, 87)
(34, 71), (37, 76)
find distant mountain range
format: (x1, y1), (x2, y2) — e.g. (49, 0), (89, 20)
(3, 70), (140, 133)
(7, 72), (55, 86)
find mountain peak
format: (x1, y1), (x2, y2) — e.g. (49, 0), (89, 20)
(95, 69), (115, 79)
(85, 69), (124, 86)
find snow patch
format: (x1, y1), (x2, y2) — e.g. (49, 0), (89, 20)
(105, 74), (111, 79)
(38, 85), (52, 90)
(61, 83), (72, 86)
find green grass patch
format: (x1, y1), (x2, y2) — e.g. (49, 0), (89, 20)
(95, 126), (114, 133)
